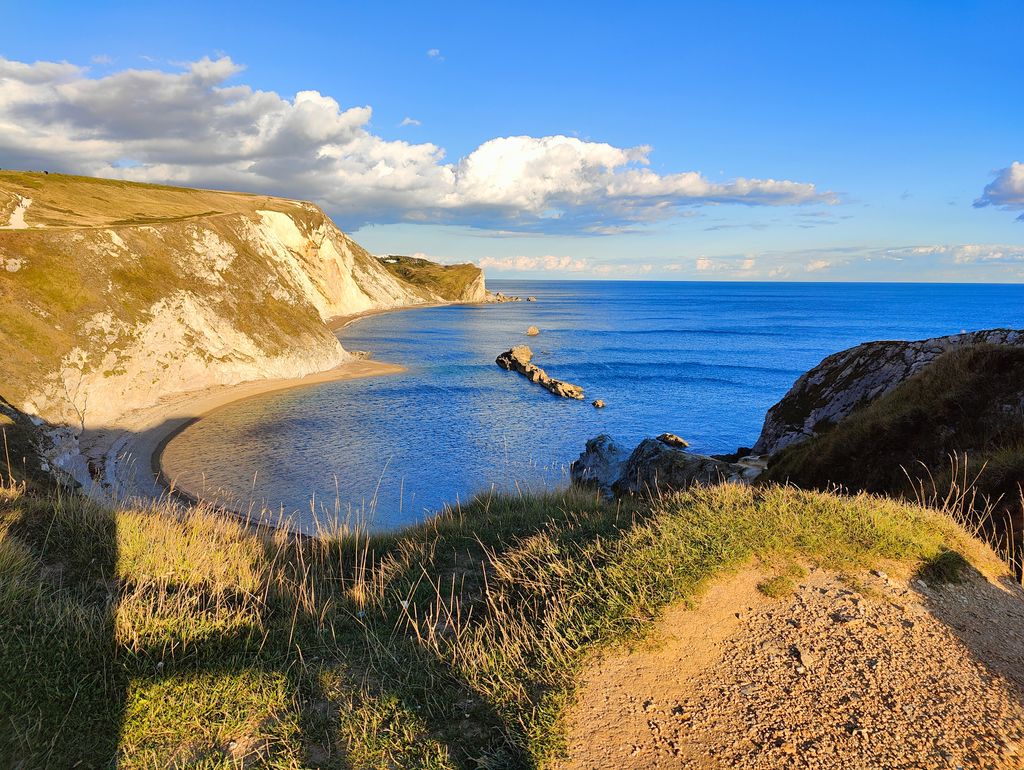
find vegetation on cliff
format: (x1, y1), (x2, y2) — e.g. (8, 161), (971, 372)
(762, 344), (1024, 559)
(376, 255), (486, 303)
(0, 172), (486, 434)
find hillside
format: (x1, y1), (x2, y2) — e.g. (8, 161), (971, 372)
(752, 328), (1024, 456)
(378, 254), (488, 303)
(762, 344), (1024, 553)
(0, 172), (486, 489)
(3, 465), (1021, 768)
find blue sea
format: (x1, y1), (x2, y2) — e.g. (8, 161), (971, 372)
(160, 281), (1024, 533)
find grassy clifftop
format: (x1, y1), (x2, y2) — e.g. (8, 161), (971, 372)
(377, 255), (487, 303)
(762, 344), (1024, 552)
(0, 171), (308, 229)
(0, 464), (1007, 767)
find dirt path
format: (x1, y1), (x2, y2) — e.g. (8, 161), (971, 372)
(565, 565), (1024, 769)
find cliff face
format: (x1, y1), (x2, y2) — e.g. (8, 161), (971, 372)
(0, 172), (485, 434)
(752, 329), (1024, 456)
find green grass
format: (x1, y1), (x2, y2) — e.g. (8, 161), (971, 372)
(376, 255), (483, 302)
(0, 471), (1001, 768)
(761, 344), (1024, 565)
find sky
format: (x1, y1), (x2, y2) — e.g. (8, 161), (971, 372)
(1, 0), (1022, 281)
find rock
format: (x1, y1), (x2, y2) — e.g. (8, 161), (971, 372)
(569, 434), (628, 497)
(495, 346), (585, 400)
(657, 433), (689, 448)
(526, 326), (540, 336)
(496, 345), (534, 371)
(592, 399), (606, 408)
(612, 439), (749, 497)
(487, 291), (523, 303)
(526, 296), (538, 302)
(753, 329), (1024, 455)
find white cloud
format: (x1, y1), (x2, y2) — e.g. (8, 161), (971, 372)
(805, 259), (832, 272)
(91, 54), (114, 65)
(478, 255), (592, 272)
(695, 256), (756, 274)
(975, 162), (1024, 220)
(0, 55), (834, 232)
(400, 116), (421, 127)
(426, 49), (444, 60)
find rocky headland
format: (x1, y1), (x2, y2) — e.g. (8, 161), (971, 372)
(753, 328), (1024, 456)
(573, 328), (1024, 512)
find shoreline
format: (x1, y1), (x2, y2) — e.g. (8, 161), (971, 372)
(135, 298), (489, 530)
(97, 359), (406, 526)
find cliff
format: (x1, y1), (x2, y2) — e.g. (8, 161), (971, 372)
(0, 172), (486, 486)
(752, 328), (1024, 456)
(377, 254), (488, 303)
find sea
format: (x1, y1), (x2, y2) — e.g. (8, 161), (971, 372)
(159, 281), (1024, 533)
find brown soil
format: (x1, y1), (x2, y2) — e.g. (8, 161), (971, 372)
(564, 566), (1024, 769)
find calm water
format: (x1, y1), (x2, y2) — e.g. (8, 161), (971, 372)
(161, 281), (1024, 533)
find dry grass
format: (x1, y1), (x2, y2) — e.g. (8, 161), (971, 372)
(0, 170), (299, 229)
(0, 476), (1006, 769)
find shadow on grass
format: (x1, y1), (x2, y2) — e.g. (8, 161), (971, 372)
(0, 395), (549, 768)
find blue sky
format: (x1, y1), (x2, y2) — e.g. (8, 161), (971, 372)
(2, 1), (1023, 280)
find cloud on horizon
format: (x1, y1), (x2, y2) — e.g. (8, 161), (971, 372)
(435, 243), (1024, 281)
(0, 55), (836, 233)
(975, 162), (1024, 221)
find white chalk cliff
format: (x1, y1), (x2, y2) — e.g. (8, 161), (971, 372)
(0, 172), (486, 489)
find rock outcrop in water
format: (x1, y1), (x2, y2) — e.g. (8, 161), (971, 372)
(753, 329), (1024, 456)
(496, 345), (585, 399)
(526, 326), (540, 336)
(571, 434), (760, 498)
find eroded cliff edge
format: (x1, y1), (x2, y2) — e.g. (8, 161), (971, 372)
(752, 328), (1024, 456)
(0, 172), (486, 490)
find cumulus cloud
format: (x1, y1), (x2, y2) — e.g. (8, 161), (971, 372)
(400, 116), (421, 127)
(0, 55), (835, 232)
(975, 162), (1024, 220)
(805, 259), (833, 272)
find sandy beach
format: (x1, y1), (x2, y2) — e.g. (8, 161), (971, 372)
(91, 358), (406, 511)
(105, 298), (488, 522)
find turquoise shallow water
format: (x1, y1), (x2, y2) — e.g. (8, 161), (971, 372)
(161, 281), (1024, 533)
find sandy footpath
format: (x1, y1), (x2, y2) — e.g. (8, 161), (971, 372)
(89, 358), (405, 506)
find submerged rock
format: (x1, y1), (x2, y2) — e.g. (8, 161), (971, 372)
(526, 296), (538, 302)
(495, 346), (584, 399)
(657, 433), (689, 448)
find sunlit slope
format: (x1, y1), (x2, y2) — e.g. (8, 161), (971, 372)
(0, 172), (484, 429)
